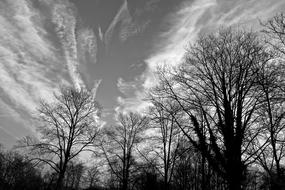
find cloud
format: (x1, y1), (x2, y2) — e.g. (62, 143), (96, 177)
(145, 0), (285, 87)
(117, 0), (285, 113)
(116, 77), (151, 114)
(104, 0), (151, 47)
(49, 0), (100, 91)
(98, 26), (104, 41)
(77, 28), (98, 64)
(91, 79), (102, 102)
(0, 0), (99, 144)
(0, 0), (59, 114)
(117, 77), (139, 96)
(104, 0), (131, 46)
(0, 127), (18, 148)
(51, 1), (86, 90)
(119, 19), (150, 42)
(116, 96), (150, 114)
(144, 0), (216, 89)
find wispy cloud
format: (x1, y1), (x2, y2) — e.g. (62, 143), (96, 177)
(116, 77), (151, 114)
(117, 0), (285, 112)
(145, 0), (285, 79)
(51, 1), (86, 90)
(144, 0), (216, 89)
(104, 0), (151, 47)
(0, 127), (18, 148)
(77, 28), (98, 63)
(0, 0), (99, 144)
(0, 0), (58, 113)
(104, 0), (131, 47)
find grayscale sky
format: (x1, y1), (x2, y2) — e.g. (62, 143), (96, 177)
(0, 0), (285, 148)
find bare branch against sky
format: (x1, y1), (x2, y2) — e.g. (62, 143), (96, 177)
(0, 0), (284, 147)
(1, 1), (285, 189)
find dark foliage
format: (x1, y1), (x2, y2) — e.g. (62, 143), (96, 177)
(0, 147), (44, 190)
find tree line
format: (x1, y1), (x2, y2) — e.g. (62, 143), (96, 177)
(1, 13), (285, 190)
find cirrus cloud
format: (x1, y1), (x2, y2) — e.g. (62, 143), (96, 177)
(117, 0), (285, 113)
(0, 0), (99, 146)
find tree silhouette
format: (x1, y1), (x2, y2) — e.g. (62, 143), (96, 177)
(151, 28), (272, 190)
(100, 112), (149, 190)
(262, 13), (285, 57)
(255, 12), (285, 190)
(21, 87), (101, 190)
(148, 99), (181, 190)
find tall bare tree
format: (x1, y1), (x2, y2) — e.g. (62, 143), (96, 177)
(148, 98), (181, 190)
(21, 87), (101, 190)
(100, 112), (149, 190)
(255, 13), (285, 190)
(151, 28), (272, 190)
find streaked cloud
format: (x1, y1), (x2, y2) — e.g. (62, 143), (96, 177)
(77, 28), (98, 64)
(0, 0), (99, 146)
(51, 1), (86, 90)
(0, 0), (59, 114)
(117, 0), (285, 112)
(1, 0), (285, 147)
(104, 0), (151, 47)
(116, 77), (151, 114)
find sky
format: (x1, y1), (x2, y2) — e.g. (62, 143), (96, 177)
(0, 0), (285, 148)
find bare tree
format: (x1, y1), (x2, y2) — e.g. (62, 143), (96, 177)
(83, 165), (101, 189)
(148, 98), (181, 190)
(20, 87), (101, 190)
(151, 28), (272, 190)
(172, 138), (227, 190)
(0, 146), (44, 190)
(100, 112), (149, 190)
(64, 161), (84, 189)
(262, 13), (285, 57)
(252, 13), (285, 190)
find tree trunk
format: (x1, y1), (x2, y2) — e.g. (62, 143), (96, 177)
(228, 179), (242, 190)
(164, 180), (169, 190)
(122, 163), (129, 190)
(227, 162), (243, 190)
(201, 154), (206, 190)
(164, 168), (169, 190)
(122, 178), (128, 190)
(55, 160), (68, 190)
(55, 172), (64, 190)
